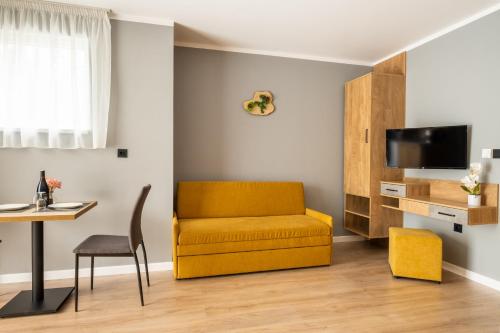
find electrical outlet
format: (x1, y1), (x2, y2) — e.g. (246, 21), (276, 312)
(482, 148), (493, 159)
(453, 223), (463, 233)
(117, 148), (128, 158)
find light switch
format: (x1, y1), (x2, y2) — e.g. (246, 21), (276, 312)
(117, 148), (128, 158)
(482, 149), (493, 159)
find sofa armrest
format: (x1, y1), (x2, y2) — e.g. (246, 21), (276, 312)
(306, 208), (333, 233)
(172, 212), (180, 278)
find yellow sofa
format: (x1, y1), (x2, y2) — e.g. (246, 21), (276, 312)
(172, 181), (333, 279)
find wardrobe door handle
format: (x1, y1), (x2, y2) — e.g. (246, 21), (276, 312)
(365, 129), (368, 143)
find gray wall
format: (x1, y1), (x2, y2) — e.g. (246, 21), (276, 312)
(406, 10), (500, 280)
(0, 20), (174, 274)
(174, 47), (370, 236)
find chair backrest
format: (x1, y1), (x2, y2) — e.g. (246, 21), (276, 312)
(129, 184), (152, 251)
(176, 181), (305, 219)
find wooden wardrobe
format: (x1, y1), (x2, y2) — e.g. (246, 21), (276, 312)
(343, 54), (406, 238)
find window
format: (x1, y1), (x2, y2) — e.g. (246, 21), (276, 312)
(0, 1), (111, 149)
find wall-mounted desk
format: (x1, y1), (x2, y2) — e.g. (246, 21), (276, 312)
(380, 179), (498, 225)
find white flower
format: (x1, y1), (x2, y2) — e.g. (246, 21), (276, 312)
(461, 175), (477, 190)
(470, 174), (479, 183)
(461, 162), (483, 195)
(460, 176), (470, 185)
(470, 163), (482, 176)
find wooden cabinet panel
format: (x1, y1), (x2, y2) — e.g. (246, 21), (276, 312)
(399, 199), (429, 216)
(344, 74), (371, 197)
(373, 52), (406, 76)
(370, 74), (405, 185)
(344, 55), (407, 238)
(369, 74), (405, 238)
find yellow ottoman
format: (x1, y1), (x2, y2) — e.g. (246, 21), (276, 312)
(389, 227), (442, 282)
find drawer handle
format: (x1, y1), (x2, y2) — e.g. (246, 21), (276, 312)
(438, 211), (456, 217)
(385, 189), (398, 192)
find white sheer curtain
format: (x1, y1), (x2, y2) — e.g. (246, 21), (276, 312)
(0, 0), (111, 149)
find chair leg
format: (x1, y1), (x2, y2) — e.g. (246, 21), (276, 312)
(140, 240), (150, 287)
(90, 256), (95, 290)
(75, 254), (79, 312)
(133, 252), (144, 306)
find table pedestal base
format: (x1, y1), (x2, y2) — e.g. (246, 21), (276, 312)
(0, 287), (74, 318)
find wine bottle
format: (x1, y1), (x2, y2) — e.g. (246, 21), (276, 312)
(36, 170), (49, 204)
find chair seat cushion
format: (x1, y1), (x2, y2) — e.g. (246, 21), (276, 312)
(73, 235), (132, 255)
(177, 215), (331, 255)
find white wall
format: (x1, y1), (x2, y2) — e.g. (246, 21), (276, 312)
(0, 20), (174, 274)
(406, 10), (500, 280)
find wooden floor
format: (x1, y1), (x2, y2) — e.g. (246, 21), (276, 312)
(1, 241), (500, 332)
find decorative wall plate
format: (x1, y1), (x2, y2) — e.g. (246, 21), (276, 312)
(243, 91), (275, 116)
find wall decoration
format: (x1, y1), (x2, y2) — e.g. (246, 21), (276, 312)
(243, 91), (275, 116)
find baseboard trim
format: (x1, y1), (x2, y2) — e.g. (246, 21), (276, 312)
(333, 235), (365, 243)
(0, 262), (173, 284)
(443, 261), (500, 292)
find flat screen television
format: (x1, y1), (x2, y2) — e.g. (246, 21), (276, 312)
(386, 125), (468, 169)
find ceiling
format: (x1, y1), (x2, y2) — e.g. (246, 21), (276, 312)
(56, 0), (500, 65)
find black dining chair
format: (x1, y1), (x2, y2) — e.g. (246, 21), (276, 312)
(73, 184), (152, 312)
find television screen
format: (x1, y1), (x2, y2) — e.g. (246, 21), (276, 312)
(386, 125), (468, 169)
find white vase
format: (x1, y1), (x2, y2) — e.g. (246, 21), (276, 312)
(468, 194), (481, 207)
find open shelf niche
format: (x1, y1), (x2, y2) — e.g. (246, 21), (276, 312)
(345, 194), (370, 218)
(344, 194), (370, 237)
(381, 196), (400, 210)
(344, 211), (370, 238)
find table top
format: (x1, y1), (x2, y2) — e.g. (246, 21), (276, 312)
(0, 201), (97, 223)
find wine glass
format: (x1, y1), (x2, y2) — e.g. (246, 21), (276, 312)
(35, 192), (47, 211)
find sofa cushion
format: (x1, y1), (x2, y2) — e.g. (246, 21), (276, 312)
(178, 215), (331, 246)
(176, 181), (305, 219)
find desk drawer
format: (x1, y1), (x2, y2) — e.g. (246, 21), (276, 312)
(381, 183), (406, 197)
(429, 205), (467, 224)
